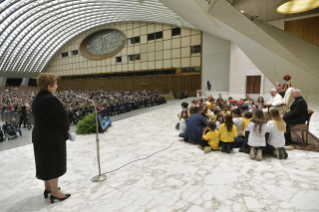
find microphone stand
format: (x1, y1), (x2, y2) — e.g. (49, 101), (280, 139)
(65, 91), (106, 182)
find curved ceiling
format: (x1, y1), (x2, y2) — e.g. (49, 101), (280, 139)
(0, 0), (194, 73)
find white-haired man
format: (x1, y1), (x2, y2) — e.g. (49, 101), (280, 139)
(283, 89), (308, 143)
(263, 89), (285, 114)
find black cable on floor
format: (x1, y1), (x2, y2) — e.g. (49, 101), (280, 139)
(91, 139), (177, 181)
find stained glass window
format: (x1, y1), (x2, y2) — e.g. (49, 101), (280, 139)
(87, 30), (125, 55)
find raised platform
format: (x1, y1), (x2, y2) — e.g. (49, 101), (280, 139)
(1, 99), (319, 211)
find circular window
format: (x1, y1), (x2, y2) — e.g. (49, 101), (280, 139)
(80, 29), (127, 60)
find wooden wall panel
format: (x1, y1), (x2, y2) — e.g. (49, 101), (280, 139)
(58, 74), (201, 98)
(285, 16), (319, 46)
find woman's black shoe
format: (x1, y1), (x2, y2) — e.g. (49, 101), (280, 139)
(44, 187), (61, 199)
(221, 144), (226, 152)
(226, 144), (231, 153)
(50, 194), (71, 203)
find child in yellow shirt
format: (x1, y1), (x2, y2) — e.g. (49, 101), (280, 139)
(201, 122), (220, 154)
(242, 111), (253, 137)
(218, 115), (238, 153)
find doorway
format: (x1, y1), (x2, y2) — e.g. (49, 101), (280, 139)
(246, 75), (261, 94)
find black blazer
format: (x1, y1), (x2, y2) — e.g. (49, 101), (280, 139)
(32, 91), (70, 146)
(283, 96), (308, 124)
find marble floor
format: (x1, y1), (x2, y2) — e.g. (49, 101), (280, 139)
(1, 99), (319, 212)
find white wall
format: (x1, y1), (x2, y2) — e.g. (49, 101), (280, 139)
(202, 32), (230, 92)
(229, 42), (274, 101)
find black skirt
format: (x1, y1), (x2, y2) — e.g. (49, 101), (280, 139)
(33, 141), (67, 180)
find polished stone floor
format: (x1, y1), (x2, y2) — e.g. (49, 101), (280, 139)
(0, 99), (319, 212)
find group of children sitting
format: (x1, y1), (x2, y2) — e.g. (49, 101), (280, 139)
(0, 118), (22, 141)
(177, 96), (289, 161)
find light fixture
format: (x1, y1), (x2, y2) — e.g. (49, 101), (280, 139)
(274, 0), (319, 14)
(241, 10), (244, 13)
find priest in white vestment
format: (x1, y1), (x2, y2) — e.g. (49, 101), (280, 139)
(263, 89), (285, 114)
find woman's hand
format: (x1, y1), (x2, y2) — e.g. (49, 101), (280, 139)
(68, 126), (71, 132)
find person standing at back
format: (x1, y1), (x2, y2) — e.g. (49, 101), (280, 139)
(32, 73), (71, 204)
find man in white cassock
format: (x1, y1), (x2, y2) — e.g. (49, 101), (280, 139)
(263, 89), (285, 114)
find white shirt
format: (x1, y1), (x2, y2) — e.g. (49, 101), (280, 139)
(179, 118), (186, 134)
(247, 122), (270, 147)
(267, 120), (285, 148)
(216, 121), (221, 130)
(233, 117), (243, 136)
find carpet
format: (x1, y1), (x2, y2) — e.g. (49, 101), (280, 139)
(289, 130), (319, 152)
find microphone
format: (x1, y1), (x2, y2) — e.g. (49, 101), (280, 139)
(64, 91), (106, 182)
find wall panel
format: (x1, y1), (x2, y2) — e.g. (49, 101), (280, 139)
(285, 16), (319, 46)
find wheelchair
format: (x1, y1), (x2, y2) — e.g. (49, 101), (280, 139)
(3, 128), (18, 141)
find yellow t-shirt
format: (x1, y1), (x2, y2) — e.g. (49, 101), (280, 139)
(218, 124), (237, 142)
(226, 110), (231, 115)
(203, 130), (220, 150)
(242, 118), (252, 136)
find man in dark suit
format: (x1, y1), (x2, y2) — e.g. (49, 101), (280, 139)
(181, 107), (207, 145)
(283, 89), (308, 143)
(19, 100), (27, 128)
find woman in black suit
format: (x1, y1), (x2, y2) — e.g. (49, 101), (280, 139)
(32, 73), (71, 203)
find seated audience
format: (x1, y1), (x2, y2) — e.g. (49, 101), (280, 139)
(267, 109), (288, 159)
(11, 118), (22, 136)
(179, 110), (188, 137)
(244, 94), (254, 104)
(218, 115), (238, 153)
(215, 114), (224, 130)
(263, 89), (285, 114)
(232, 109), (243, 136)
(283, 89), (308, 143)
(181, 107), (207, 145)
(231, 99), (238, 109)
(245, 109), (270, 161)
(256, 96), (264, 109)
(201, 122), (220, 154)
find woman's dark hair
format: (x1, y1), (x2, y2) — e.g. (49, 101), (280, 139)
(251, 109), (266, 135)
(232, 108), (241, 117)
(244, 111), (253, 119)
(181, 102), (189, 109)
(224, 114), (233, 132)
(200, 103), (208, 113)
(257, 96), (264, 104)
(189, 106), (196, 115)
(213, 108), (220, 115)
(208, 122), (216, 131)
(193, 106), (201, 114)
(217, 114), (224, 123)
(181, 110), (188, 119)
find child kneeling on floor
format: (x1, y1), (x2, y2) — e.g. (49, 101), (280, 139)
(245, 109), (270, 161)
(267, 109), (288, 159)
(201, 122), (220, 154)
(218, 115), (238, 153)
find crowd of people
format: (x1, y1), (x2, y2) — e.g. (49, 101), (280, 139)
(178, 87), (308, 161)
(0, 86), (167, 141)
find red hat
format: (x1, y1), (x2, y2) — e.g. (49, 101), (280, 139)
(231, 99), (237, 103)
(238, 100), (244, 104)
(283, 75), (291, 80)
